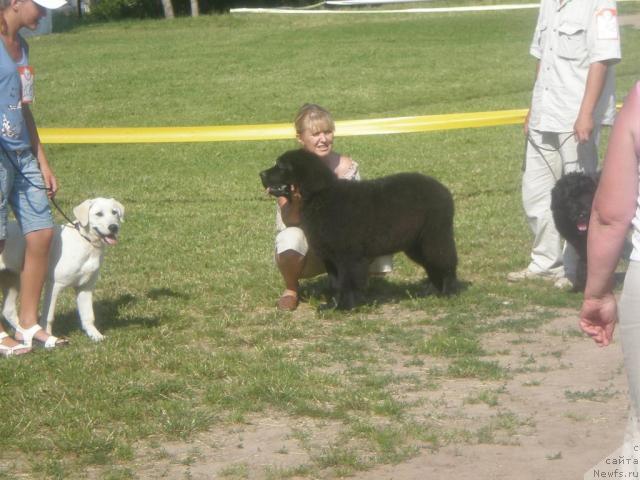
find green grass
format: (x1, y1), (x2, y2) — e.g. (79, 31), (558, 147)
(564, 386), (620, 403)
(1, 3), (639, 478)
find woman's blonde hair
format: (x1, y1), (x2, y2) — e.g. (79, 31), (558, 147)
(294, 104), (335, 136)
(0, 0), (9, 35)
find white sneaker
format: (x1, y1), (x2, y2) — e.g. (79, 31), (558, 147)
(507, 268), (557, 283)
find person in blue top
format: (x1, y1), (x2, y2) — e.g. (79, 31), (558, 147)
(0, 0), (69, 355)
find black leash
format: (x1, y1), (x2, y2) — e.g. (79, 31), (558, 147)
(523, 131), (577, 183)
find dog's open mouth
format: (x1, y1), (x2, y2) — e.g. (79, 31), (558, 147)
(94, 228), (118, 245)
(577, 221), (588, 233)
(265, 184), (292, 198)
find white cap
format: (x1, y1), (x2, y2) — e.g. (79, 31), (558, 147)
(33, 0), (67, 9)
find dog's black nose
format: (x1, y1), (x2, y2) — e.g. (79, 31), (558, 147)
(109, 224), (119, 234)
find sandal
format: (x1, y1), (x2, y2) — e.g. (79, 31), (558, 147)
(277, 293), (299, 311)
(16, 324), (69, 349)
(0, 332), (31, 357)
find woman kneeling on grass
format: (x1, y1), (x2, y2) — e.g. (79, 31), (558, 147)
(0, 0), (69, 356)
(273, 103), (393, 311)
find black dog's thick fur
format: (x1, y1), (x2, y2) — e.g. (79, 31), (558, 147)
(550, 171), (598, 291)
(260, 149), (458, 309)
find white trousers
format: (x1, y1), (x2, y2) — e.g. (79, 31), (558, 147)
(522, 129), (599, 278)
(275, 226), (394, 278)
(619, 262), (640, 473)
(621, 261), (640, 417)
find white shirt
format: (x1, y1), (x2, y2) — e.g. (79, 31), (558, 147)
(528, 0), (621, 132)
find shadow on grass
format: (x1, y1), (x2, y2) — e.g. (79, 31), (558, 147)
(146, 287), (190, 301)
(47, 293), (159, 337)
(0, 286), (191, 338)
(300, 274), (471, 310)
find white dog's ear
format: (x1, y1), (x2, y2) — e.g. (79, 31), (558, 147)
(111, 199), (125, 221)
(73, 200), (93, 227)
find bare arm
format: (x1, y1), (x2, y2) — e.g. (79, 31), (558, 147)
(278, 188), (302, 227)
(580, 83), (640, 345)
(574, 61), (611, 143)
(22, 104), (57, 197)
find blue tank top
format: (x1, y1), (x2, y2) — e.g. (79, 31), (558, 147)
(0, 35), (32, 152)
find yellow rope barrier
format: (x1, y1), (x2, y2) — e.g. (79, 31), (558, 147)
(38, 108), (529, 144)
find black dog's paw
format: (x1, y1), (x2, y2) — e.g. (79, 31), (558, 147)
(439, 277), (459, 296)
(317, 293), (362, 311)
(318, 298), (338, 311)
(423, 278), (458, 297)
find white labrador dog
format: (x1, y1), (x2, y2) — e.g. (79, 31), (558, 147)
(0, 198), (124, 341)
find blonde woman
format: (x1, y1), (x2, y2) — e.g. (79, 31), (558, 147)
(274, 104), (392, 311)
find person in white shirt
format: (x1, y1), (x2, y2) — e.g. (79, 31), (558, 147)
(508, 0), (621, 289)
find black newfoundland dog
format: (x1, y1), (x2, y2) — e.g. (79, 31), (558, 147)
(550, 171), (598, 290)
(260, 149), (458, 310)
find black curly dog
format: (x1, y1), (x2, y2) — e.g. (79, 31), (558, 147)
(550, 171), (598, 291)
(260, 149), (458, 310)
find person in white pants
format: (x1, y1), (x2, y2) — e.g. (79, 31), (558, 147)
(508, 0), (621, 289)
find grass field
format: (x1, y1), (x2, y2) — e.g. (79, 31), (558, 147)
(1, 3), (639, 478)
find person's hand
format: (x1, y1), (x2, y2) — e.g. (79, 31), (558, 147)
(580, 293), (618, 346)
(574, 112), (595, 144)
(289, 185), (302, 205)
(39, 163), (58, 199)
(280, 185), (302, 227)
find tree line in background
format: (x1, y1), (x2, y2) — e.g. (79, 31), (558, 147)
(75, 0), (311, 19)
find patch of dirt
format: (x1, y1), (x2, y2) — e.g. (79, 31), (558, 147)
(351, 315), (628, 480)
(130, 417), (342, 479)
(123, 312), (630, 479)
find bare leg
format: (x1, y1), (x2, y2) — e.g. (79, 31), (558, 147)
(16, 228), (55, 343)
(275, 249), (306, 310)
(0, 239), (29, 354)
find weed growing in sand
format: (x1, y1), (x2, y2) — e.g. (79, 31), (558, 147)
(564, 386), (621, 403)
(476, 412), (535, 445)
(219, 463), (249, 479)
(464, 387), (506, 407)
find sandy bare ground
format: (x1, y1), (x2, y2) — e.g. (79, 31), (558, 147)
(117, 311), (629, 480)
(350, 316), (628, 480)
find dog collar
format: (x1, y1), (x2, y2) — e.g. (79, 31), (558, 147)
(72, 222), (96, 245)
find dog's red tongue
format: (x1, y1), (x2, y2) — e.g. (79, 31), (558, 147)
(104, 236), (118, 245)
(577, 222), (588, 232)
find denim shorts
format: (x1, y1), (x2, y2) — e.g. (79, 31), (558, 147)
(0, 148), (54, 239)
